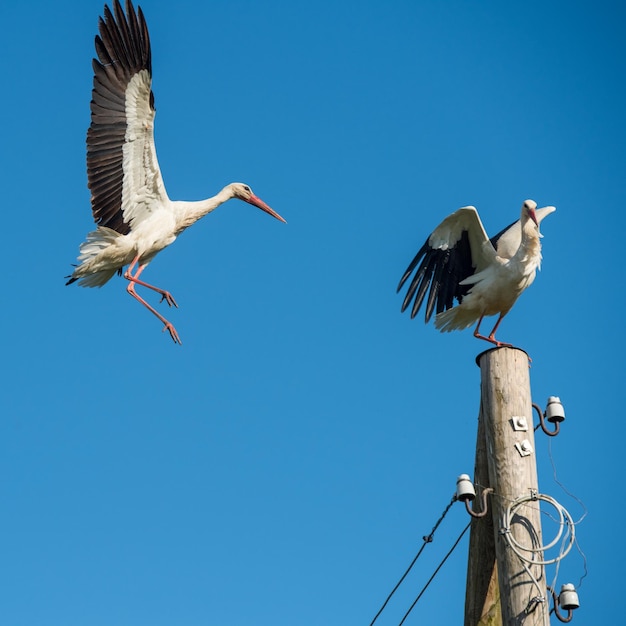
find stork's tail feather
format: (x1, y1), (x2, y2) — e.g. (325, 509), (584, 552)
(65, 268), (119, 288)
(434, 307), (479, 333)
(66, 226), (132, 288)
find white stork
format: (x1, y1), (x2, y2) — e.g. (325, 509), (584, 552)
(397, 200), (555, 347)
(66, 0), (286, 345)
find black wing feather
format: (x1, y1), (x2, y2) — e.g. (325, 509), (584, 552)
(397, 229), (476, 323)
(86, 0), (153, 236)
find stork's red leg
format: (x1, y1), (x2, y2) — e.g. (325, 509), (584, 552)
(472, 315), (489, 342)
(123, 257), (178, 308)
(124, 256), (182, 344)
(473, 314), (512, 348)
(487, 313), (512, 347)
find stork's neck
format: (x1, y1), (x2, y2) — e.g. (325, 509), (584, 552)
(514, 218), (542, 269)
(172, 185), (235, 234)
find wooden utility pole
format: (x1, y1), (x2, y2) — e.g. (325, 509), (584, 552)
(464, 347), (548, 626)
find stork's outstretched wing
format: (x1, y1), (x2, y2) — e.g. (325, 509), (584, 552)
(87, 0), (167, 235)
(397, 207), (498, 322)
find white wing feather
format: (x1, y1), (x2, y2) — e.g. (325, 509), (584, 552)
(121, 70), (169, 230)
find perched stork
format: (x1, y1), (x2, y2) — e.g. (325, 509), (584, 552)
(397, 200), (555, 347)
(66, 0), (286, 345)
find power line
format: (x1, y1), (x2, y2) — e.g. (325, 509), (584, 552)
(369, 494), (458, 626)
(398, 522), (471, 626)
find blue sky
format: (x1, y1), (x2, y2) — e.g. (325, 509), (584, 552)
(1, 0), (624, 624)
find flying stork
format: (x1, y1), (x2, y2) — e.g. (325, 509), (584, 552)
(397, 200), (555, 347)
(66, 0), (286, 345)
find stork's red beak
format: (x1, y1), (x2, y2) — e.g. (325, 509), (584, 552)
(248, 194), (287, 223)
(529, 208), (538, 227)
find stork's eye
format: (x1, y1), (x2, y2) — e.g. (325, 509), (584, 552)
(243, 185), (251, 192)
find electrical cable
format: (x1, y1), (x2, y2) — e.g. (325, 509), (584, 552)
(545, 437), (588, 589)
(547, 437), (588, 526)
(468, 485), (579, 616)
(369, 494), (456, 626)
(500, 492), (576, 626)
(502, 493), (575, 566)
(397, 521), (471, 626)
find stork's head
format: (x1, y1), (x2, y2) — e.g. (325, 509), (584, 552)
(230, 183), (286, 223)
(522, 199), (539, 227)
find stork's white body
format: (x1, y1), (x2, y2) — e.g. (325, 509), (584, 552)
(434, 208), (545, 332)
(70, 193), (236, 288)
(398, 201), (555, 346)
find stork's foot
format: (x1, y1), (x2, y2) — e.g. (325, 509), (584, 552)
(474, 332), (512, 348)
(492, 339), (513, 348)
(163, 322), (182, 345)
(159, 291), (178, 308)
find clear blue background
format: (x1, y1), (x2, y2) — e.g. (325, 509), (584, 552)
(1, 1), (623, 624)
